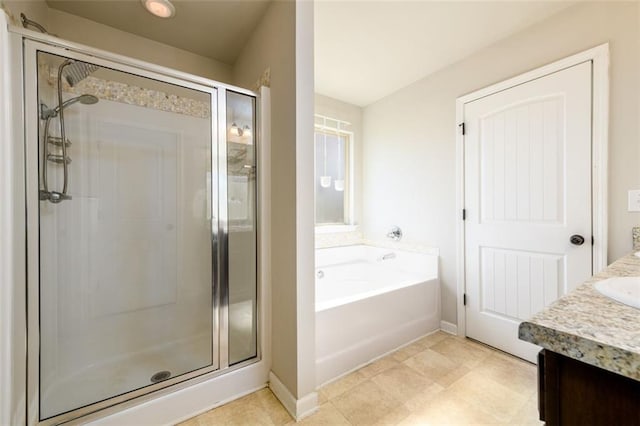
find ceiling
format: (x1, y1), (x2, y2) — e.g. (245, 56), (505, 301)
(46, 0), (272, 65)
(45, 0), (576, 105)
(315, 1), (576, 106)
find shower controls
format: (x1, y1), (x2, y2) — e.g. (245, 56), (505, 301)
(47, 154), (72, 164)
(387, 226), (403, 241)
(39, 59), (99, 204)
(47, 136), (72, 147)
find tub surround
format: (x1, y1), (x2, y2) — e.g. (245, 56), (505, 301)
(361, 239), (439, 256)
(314, 231), (440, 256)
(315, 230), (363, 249)
(518, 252), (640, 381)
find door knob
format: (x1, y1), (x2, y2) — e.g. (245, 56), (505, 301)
(570, 234), (585, 246)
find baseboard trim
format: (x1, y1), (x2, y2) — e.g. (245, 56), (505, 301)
(268, 371), (318, 421)
(440, 320), (458, 335)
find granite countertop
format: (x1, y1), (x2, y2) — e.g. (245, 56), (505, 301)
(519, 252), (640, 381)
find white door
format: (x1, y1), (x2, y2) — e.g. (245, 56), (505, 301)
(463, 61), (593, 362)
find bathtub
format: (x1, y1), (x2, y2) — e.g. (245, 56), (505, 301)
(315, 244), (440, 385)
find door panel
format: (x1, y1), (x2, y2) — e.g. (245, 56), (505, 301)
(464, 61), (592, 362)
(480, 96), (565, 224)
(34, 49), (216, 420)
(480, 247), (564, 321)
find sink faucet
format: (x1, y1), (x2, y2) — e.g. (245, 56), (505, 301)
(387, 226), (402, 241)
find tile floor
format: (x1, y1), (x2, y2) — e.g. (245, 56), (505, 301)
(180, 332), (542, 425)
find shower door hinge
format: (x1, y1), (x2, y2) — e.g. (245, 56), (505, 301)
(462, 209), (466, 220)
(463, 293), (467, 306)
(459, 122), (466, 135)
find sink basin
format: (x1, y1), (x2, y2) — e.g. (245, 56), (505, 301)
(595, 277), (640, 309)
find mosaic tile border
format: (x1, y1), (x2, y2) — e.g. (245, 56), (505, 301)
(45, 66), (210, 119)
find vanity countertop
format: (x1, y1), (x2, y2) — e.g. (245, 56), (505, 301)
(519, 252), (640, 381)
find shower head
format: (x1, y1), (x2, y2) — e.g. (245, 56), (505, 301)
(54, 94), (99, 113)
(74, 94), (99, 105)
(42, 95), (99, 119)
(61, 60), (99, 87)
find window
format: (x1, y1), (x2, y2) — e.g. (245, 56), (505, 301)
(314, 115), (352, 227)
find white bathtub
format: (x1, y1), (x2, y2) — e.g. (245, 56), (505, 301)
(315, 244), (440, 385)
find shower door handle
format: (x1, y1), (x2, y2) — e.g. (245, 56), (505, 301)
(41, 191), (72, 203)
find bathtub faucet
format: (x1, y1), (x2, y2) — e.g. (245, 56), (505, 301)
(386, 226), (402, 241)
(380, 252), (396, 261)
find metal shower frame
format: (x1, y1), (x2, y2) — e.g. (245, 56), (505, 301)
(18, 31), (262, 426)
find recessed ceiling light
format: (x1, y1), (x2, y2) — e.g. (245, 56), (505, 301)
(141, 0), (175, 18)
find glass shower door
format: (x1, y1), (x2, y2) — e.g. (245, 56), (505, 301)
(225, 91), (258, 365)
(32, 48), (217, 420)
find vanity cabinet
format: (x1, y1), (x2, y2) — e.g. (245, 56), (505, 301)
(537, 349), (640, 425)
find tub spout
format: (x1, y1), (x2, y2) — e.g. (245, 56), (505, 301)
(380, 252), (396, 261)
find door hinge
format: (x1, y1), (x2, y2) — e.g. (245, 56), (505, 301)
(462, 209), (466, 220)
(463, 293), (467, 306)
(458, 122), (466, 135)
(592, 236), (595, 245)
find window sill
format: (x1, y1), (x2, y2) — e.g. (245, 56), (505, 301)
(315, 225), (358, 234)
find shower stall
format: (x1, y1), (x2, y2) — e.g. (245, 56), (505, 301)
(20, 36), (261, 425)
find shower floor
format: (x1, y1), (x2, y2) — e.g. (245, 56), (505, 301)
(41, 301), (256, 420)
(41, 305), (256, 420)
(41, 334), (211, 420)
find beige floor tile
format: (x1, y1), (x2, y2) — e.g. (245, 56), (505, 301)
(445, 370), (529, 423)
(317, 389), (329, 405)
(371, 364), (434, 402)
(403, 349), (458, 382)
(179, 389), (291, 426)
(321, 370), (368, 400)
(414, 331), (450, 349)
(371, 405), (412, 425)
(429, 337), (493, 369)
(178, 418), (200, 426)
(510, 394), (543, 426)
(331, 380), (407, 425)
(490, 348), (534, 367)
(400, 390), (502, 425)
(360, 355), (401, 378)
(391, 341), (428, 362)
(434, 365), (471, 388)
(294, 402), (351, 426)
(474, 352), (537, 397)
(403, 382), (445, 412)
(244, 389), (293, 425)
(186, 400), (273, 426)
(185, 337), (542, 426)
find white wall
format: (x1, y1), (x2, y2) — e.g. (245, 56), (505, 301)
(362, 1), (640, 326)
(1, 0), (232, 82)
(233, 0), (316, 416)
